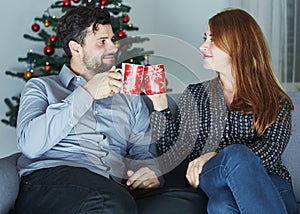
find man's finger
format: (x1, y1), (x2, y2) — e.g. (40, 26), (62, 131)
(109, 65), (116, 71)
(109, 79), (123, 89)
(127, 168), (146, 185)
(108, 70), (122, 80)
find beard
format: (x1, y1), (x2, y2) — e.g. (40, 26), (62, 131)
(83, 52), (115, 74)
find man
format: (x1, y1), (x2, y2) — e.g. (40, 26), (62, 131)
(15, 6), (207, 214)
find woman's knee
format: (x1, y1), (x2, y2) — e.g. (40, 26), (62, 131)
(221, 144), (260, 166)
(222, 144), (251, 155)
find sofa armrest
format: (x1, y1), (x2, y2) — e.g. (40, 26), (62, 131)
(0, 153), (21, 214)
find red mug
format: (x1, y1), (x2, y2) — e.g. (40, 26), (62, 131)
(143, 64), (166, 95)
(116, 63), (144, 95)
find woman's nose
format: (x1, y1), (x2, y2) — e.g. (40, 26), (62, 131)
(199, 42), (207, 53)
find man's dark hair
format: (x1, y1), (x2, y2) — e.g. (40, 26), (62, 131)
(56, 6), (111, 58)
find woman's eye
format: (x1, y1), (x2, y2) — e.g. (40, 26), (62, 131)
(203, 37), (213, 42)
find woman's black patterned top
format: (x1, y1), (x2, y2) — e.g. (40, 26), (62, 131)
(150, 78), (293, 182)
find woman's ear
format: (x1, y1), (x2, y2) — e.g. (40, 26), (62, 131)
(69, 40), (81, 56)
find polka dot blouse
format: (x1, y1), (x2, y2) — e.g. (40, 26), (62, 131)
(150, 78), (293, 182)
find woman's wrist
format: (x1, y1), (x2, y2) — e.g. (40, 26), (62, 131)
(148, 94), (168, 111)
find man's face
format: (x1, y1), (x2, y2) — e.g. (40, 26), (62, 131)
(81, 24), (117, 74)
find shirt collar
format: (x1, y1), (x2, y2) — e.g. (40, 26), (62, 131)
(59, 64), (86, 89)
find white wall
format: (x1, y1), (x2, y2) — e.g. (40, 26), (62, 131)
(128, 0), (229, 91)
(0, 0), (241, 158)
(0, 1), (60, 158)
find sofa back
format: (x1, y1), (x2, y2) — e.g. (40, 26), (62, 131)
(282, 92), (300, 203)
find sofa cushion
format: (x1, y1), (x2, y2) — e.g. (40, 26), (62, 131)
(0, 153), (21, 214)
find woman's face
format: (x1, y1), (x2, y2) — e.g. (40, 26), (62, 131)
(199, 26), (231, 74)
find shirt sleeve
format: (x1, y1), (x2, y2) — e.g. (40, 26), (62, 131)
(16, 78), (93, 158)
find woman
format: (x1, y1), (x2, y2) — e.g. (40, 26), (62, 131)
(149, 8), (298, 213)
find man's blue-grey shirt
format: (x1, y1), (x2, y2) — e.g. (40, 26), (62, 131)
(16, 65), (160, 181)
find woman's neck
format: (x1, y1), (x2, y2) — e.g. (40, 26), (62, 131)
(218, 74), (234, 92)
(218, 74), (235, 106)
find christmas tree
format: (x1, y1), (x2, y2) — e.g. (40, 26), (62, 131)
(2, 0), (153, 127)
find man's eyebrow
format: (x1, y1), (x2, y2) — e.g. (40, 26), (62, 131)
(98, 36), (109, 39)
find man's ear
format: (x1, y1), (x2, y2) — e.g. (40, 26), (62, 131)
(69, 40), (81, 56)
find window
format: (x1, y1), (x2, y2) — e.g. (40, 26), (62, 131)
(286, 0), (299, 82)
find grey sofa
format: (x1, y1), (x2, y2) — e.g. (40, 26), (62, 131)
(0, 92), (299, 214)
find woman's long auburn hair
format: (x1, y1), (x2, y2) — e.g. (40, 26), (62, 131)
(209, 8), (294, 137)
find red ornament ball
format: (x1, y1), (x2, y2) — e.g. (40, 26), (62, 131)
(44, 45), (55, 56)
(72, 0), (80, 3)
(49, 35), (57, 43)
(101, 0), (107, 5)
(117, 30), (126, 39)
(63, 0), (71, 7)
(44, 63), (52, 71)
(31, 23), (40, 32)
(123, 15), (130, 23)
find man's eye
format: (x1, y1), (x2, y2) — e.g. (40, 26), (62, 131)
(203, 37), (207, 41)
(101, 40), (106, 44)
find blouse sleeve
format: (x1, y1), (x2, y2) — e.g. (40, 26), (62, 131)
(247, 100), (292, 170)
(149, 85), (202, 170)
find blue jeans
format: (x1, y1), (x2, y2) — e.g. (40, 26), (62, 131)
(199, 144), (298, 214)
